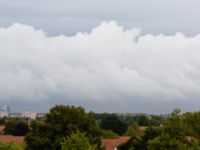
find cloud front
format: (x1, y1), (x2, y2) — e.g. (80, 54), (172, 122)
(0, 21), (200, 105)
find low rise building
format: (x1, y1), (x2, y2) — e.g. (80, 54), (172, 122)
(37, 113), (46, 119)
(22, 111), (37, 120)
(102, 136), (130, 150)
(10, 113), (22, 118)
(0, 111), (9, 118)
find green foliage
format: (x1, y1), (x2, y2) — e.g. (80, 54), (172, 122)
(135, 115), (150, 126)
(102, 130), (118, 139)
(149, 115), (167, 126)
(4, 119), (29, 136)
(188, 140), (200, 150)
(147, 108), (200, 150)
(163, 109), (186, 140)
(93, 112), (168, 127)
(119, 135), (148, 150)
(148, 135), (188, 150)
(101, 114), (128, 135)
(61, 131), (96, 150)
(183, 112), (200, 138)
(25, 105), (102, 150)
(0, 118), (6, 125)
(0, 141), (23, 150)
(120, 114), (151, 126)
(142, 127), (161, 143)
(126, 125), (142, 138)
(119, 127), (161, 150)
(119, 108), (200, 150)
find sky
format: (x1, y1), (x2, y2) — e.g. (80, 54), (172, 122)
(1, 0), (200, 114)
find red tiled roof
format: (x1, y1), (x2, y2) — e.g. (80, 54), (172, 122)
(0, 135), (24, 144)
(102, 136), (130, 150)
(0, 125), (5, 133)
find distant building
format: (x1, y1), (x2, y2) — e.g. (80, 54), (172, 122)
(0, 106), (10, 113)
(0, 112), (9, 118)
(0, 106), (10, 118)
(37, 113), (46, 119)
(22, 111), (37, 120)
(10, 113), (22, 118)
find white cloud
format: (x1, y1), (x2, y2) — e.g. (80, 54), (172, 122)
(1, 21), (200, 104)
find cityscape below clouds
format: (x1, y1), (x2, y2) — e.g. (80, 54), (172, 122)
(1, 2), (200, 150)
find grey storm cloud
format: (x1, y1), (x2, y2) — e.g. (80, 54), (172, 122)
(1, 21), (200, 109)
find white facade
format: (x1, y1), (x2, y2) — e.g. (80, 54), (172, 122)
(22, 111), (37, 119)
(0, 106), (10, 118)
(0, 111), (9, 118)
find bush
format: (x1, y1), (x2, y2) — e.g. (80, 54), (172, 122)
(61, 131), (96, 150)
(102, 130), (118, 139)
(4, 119), (29, 136)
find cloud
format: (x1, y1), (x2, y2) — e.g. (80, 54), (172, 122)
(0, 21), (200, 105)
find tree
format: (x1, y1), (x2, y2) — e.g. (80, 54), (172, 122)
(61, 131), (96, 150)
(142, 127), (161, 144)
(119, 108), (200, 150)
(25, 105), (102, 150)
(0, 118), (6, 125)
(118, 136), (142, 150)
(163, 108), (186, 140)
(101, 114), (128, 135)
(149, 115), (167, 126)
(126, 125), (142, 138)
(183, 112), (200, 138)
(4, 119), (29, 136)
(148, 135), (188, 150)
(0, 141), (23, 150)
(119, 127), (161, 150)
(102, 130), (118, 139)
(136, 115), (150, 126)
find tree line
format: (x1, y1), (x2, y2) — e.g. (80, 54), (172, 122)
(1, 106), (200, 149)
(119, 108), (200, 150)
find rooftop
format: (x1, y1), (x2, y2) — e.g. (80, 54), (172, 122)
(102, 136), (130, 150)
